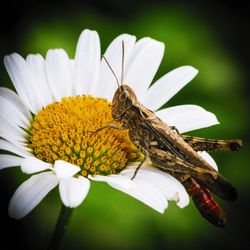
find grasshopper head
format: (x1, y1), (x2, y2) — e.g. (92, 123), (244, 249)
(112, 84), (137, 120)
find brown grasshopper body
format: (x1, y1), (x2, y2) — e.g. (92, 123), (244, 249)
(111, 84), (241, 227)
(102, 43), (242, 227)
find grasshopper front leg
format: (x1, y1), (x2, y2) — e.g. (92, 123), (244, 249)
(92, 124), (127, 134)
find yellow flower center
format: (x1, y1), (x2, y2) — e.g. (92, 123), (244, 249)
(27, 96), (142, 177)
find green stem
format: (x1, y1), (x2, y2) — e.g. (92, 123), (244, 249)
(48, 204), (74, 250)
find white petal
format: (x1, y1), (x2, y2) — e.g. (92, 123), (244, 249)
(8, 172), (58, 219)
(74, 29), (100, 95)
(4, 53), (43, 113)
(198, 151), (218, 171)
(156, 105), (219, 133)
(125, 38), (164, 101)
(0, 117), (26, 142)
(54, 160), (80, 179)
(0, 154), (23, 170)
(96, 34), (136, 100)
(70, 59), (74, 72)
(0, 131), (28, 153)
(0, 88), (31, 128)
(112, 177), (167, 213)
(89, 174), (135, 189)
(26, 54), (53, 106)
(21, 156), (53, 174)
(46, 49), (73, 101)
(0, 105), (27, 132)
(122, 166), (189, 208)
(59, 176), (90, 208)
(97, 171), (167, 213)
(143, 66), (198, 110)
(0, 106), (28, 150)
(90, 172), (167, 213)
(0, 139), (32, 157)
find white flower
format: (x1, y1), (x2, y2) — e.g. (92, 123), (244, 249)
(0, 29), (219, 219)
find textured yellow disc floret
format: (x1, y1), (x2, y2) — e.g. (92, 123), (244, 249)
(27, 96), (142, 177)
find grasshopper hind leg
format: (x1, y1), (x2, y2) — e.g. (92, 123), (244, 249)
(182, 135), (242, 152)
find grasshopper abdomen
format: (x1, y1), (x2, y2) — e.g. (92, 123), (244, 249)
(186, 178), (226, 227)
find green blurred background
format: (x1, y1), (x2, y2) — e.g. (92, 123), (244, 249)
(0, 1), (249, 249)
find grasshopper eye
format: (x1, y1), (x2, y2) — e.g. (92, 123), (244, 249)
(119, 90), (129, 102)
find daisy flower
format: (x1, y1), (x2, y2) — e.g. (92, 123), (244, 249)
(0, 29), (219, 219)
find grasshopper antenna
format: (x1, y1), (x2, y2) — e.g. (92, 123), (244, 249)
(103, 56), (120, 87)
(121, 41), (125, 85)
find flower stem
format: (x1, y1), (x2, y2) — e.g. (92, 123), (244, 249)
(48, 204), (74, 250)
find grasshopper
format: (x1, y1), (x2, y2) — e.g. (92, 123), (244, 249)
(100, 41), (242, 227)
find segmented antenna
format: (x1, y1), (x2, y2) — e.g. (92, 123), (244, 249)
(103, 56), (120, 87)
(121, 41), (125, 85)
(103, 41), (125, 87)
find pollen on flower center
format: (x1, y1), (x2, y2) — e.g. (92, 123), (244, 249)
(27, 95), (141, 177)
